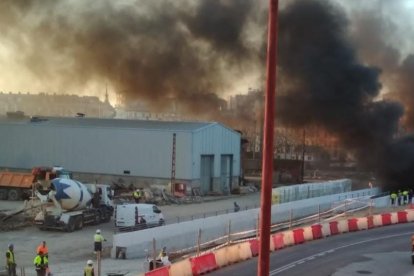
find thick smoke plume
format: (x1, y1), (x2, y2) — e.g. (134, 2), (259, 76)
(276, 0), (410, 189)
(2, 0), (414, 189)
(0, 0), (261, 115)
(349, 5), (414, 131)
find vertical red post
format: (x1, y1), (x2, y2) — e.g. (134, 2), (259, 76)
(258, 1), (279, 276)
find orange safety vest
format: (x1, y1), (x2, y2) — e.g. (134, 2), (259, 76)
(37, 245), (49, 255)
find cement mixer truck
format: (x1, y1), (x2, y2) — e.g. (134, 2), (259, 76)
(34, 177), (114, 232)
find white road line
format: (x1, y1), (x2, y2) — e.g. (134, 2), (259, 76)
(269, 231), (412, 275)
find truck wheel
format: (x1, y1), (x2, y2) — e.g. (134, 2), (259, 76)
(7, 189), (21, 201)
(66, 218), (75, 232)
(94, 213), (101, 225)
(0, 189), (7, 200)
(75, 216), (83, 230)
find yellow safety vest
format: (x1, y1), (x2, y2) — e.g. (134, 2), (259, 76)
(94, 234), (104, 242)
(6, 250), (15, 266)
(33, 255), (48, 269)
(84, 265), (94, 276)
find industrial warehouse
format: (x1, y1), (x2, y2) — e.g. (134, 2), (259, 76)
(0, 116), (241, 195)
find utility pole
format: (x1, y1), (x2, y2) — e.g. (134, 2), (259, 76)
(301, 129), (306, 183)
(171, 133), (176, 194)
(258, 1), (279, 276)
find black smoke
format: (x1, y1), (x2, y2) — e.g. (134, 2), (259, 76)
(276, 0), (409, 189)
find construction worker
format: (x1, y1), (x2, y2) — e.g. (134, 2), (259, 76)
(36, 241), (49, 258)
(404, 190), (409, 204)
(34, 250), (48, 276)
(84, 260), (95, 276)
(133, 189), (142, 203)
(157, 246), (167, 260)
(390, 192), (397, 206)
(94, 229), (106, 253)
(5, 243), (16, 276)
(234, 201), (240, 212)
(398, 190), (402, 206)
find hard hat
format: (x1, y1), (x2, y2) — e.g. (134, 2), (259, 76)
(87, 260), (93, 265)
(96, 229), (101, 234)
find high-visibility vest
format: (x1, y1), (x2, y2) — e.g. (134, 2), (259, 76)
(94, 234), (104, 242)
(84, 265), (94, 276)
(33, 255), (48, 269)
(6, 250), (15, 266)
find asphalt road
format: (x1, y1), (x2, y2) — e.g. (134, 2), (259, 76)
(211, 223), (414, 276)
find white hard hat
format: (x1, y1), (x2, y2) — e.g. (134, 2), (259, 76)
(87, 260), (93, 265)
(96, 229), (101, 234)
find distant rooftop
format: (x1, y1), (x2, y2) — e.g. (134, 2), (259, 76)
(0, 116), (218, 132)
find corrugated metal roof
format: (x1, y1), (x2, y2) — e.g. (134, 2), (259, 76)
(0, 116), (216, 131)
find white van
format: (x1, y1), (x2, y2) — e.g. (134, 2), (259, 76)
(115, 203), (165, 231)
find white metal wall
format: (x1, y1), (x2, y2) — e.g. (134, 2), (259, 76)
(0, 122), (193, 179)
(192, 123), (241, 179)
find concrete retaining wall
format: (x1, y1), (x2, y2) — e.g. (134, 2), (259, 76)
(112, 187), (380, 259)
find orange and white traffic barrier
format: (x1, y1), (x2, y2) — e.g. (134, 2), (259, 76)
(329, 221), (339, 235)
(397, 211), (408, 223)
(390, 212), (399, 224)
(366, 216), (375, 229)
(356, 217), (368, 230)
(303, 225), (314, 241)
(214, 242), (251, 268)
(347, 218), (358, 232)
(169, 259), (192, 276)
(144, 265), (170, 276)
(320, 222), (331, 237)
(310, 224), (323, 240)
(190, 252), (218, 275)
(337, 219), (349, 233)
(282, 230), (295, 246)
(372, 214), (383, 227)
(406, 209), (414, 222)
(272, 233), (285, 250)
(293, 228), (305, 244)
(381, 213), (392, 226)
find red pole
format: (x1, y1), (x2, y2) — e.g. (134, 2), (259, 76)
(257, 0), (279, 276)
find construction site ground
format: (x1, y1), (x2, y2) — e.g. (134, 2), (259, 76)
(0, 193), (404, 276)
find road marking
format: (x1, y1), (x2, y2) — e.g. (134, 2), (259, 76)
(269, 231), (412, 275)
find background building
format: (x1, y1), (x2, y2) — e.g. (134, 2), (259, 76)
(0, 117), (241, 195)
